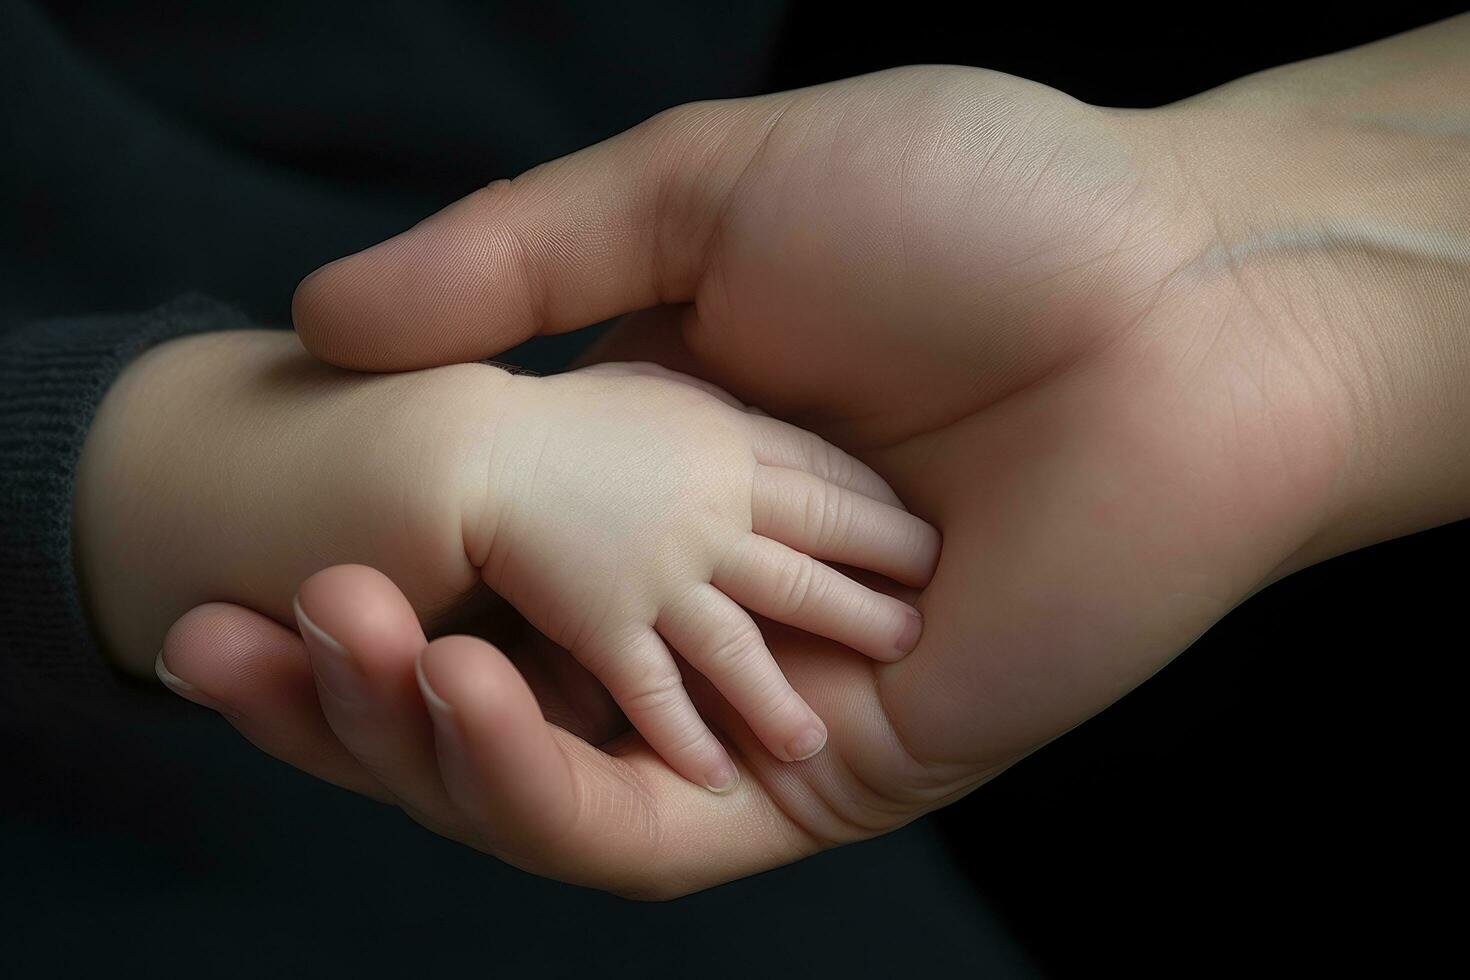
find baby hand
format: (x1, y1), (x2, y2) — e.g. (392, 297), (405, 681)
(473, 362), (941, 792)
(77, 331), (936, 795)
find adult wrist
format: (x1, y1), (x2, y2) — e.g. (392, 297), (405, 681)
(1126, 25), (1470, 572)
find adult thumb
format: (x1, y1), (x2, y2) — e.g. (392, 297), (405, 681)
(292, 93), (792, 372)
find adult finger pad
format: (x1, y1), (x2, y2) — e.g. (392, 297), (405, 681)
(295, 564), (427, 676)
(292, 194), (540, 371)
(164, 601), (306, 696)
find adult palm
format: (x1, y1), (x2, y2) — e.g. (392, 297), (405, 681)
(171, 65), (1368, 896)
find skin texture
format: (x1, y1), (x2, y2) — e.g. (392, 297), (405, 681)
(74, 334), (938, 793)
(138, 17), (1470, 896)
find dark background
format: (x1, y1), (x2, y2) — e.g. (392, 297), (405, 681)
(3, 2), (1463, 975)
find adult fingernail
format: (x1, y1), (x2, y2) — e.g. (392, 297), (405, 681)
(415, 655), (455, 718)
(894, 609), (923, 656)
(294, 595), (362, 702)
(786, 724), (828, 762)
(155, 650), (237, 718)
(416, 656), (468, 764)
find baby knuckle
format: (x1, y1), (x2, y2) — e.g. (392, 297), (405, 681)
(620, 672), (688, 715)
(824, 441), (859, 487)
(660, 718), (714, 756)
(801, 434), (830, 476)
(800, 483), (832, 541)
(825, 487), (856, 545)
(913, 521), (943, 567)
(869, 594), (903, 630)
(744, 677), (803, 726)
(703, 623), (763, 672)
(772, 557), (816, 615)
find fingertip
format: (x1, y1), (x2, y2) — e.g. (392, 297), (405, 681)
(416, 635), (587, 846)
(907, 523), (945, 588)
(155, 645), (234, 716)
(703, 758), (741, 794)
(160, 601), (390, 799)
(923, 518), (944, 560)
(418, 634), (527, 717)
(291, 233), (435, 372)
(292, 189), (549, 373)
(894, 608), (924, 657)
(785, 723), (828, 763)
(414, 651), (454, 717)
(289, 263), (326, 332)
(290, 256), (360, 366)
(161, 601), (298, 706)
(295, 565), (427, 675)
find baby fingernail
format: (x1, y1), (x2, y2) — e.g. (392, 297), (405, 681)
(704, 761), (740, 794)
(787, 725), (827, 762)
(894, 609), (923, 656)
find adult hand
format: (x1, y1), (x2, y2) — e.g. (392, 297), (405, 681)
(162, 19), (1470, 896)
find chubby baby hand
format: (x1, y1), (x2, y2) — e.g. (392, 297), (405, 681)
(78, 331), (938, 793)
(472, 362), (941, 792)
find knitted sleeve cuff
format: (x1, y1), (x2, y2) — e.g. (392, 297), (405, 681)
(0, 293), (254, 723)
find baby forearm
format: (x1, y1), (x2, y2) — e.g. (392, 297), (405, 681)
(74, 329), (513, 676)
